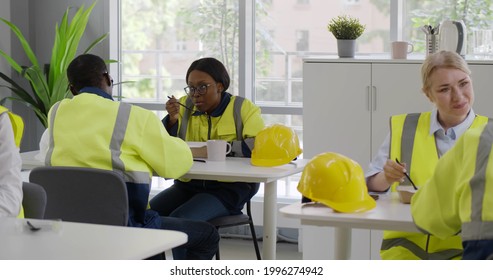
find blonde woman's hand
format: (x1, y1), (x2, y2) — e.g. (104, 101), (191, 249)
(382, 159), (406, 185)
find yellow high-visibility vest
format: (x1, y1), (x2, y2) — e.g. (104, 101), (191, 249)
(0, 105), (24, 147)
(1, 106), (25, 218)
(381, 112), (489, 260)
(412, 122), (493, 259)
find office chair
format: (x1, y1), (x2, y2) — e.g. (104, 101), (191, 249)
(208, 200), (261, 260)
(29, 166), (129, 226)
(22, 182), (47, 219)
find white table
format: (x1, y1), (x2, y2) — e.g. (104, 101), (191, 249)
(0, 217), (187, 260)
(21, 151), (309, 260)
(279, 192), (420, 259)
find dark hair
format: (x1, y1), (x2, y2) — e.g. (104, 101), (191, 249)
(67, 54), (108, 91)
(185, 57), (230, 92)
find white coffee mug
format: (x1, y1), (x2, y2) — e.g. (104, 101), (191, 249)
(391, 41), (414, 59)
(207, 140), (232, 161)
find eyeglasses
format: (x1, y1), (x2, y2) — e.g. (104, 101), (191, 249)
(184, 84), (211, 96)
(103, 72), (114, 87)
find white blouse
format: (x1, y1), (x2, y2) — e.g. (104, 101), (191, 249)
(0, 113), (22, 217)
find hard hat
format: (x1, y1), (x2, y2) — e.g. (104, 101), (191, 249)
(251, 124), (302, 167)
(297, 152), (376, 213)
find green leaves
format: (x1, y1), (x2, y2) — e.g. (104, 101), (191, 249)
(327, 15), (366, 40)
(0, 1), (107, 127)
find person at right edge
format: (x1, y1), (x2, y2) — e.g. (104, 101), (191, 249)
(365, 50), (491, 260)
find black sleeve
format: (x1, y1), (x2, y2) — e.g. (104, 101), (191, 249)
(161, 115), (178, 136)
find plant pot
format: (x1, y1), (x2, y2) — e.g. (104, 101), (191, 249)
(337, 39), (356, 58)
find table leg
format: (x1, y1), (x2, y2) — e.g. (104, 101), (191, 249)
(263, 180), (277, 260)
(334, 227), (351, 259)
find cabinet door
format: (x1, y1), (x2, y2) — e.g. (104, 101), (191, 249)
(469, 64), (493, 117)
(370, 63), (431, 159)
(303, 62), (372, 166)
(302, 62), (372, 259)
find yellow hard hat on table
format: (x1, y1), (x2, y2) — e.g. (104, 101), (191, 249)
(251, 124), (302, 167)
(297, 152), (376, 213)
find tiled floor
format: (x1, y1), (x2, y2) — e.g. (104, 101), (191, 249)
(218, 237), (302, 260)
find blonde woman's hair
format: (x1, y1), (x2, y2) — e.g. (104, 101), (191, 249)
(421, 50), (471, 94)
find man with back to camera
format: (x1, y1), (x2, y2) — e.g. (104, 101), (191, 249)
(38, 53), (219, 260)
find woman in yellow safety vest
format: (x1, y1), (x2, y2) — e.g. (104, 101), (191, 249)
(0, 105), (23, 217)
(365, 50), (490, 260)
(412, 121), (493, 260)
(150, 57), (265, 222)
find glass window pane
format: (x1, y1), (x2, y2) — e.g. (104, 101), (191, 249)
(255, 0), (390, 105)
(121, 0), (240, 100)
(404, 0), (493, 55)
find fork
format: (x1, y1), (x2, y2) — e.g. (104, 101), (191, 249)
(395, 158), (418, 190)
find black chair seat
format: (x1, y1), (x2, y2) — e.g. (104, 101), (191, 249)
(209, 214), (250, 227)
(207, 200), (261, 260)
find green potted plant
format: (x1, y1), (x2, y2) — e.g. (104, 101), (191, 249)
(327, 15), (366, 58)
(0, 1), (109, 127)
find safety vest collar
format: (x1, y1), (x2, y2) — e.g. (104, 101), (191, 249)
(429, 108), (476, 138)
(79, 87), (114, 101)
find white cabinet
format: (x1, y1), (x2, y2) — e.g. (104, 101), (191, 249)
(304, 58), (493, 162)
(303, 60), (429, 163)
(301, 57), (493, 259)
(302, 59), (426, 260)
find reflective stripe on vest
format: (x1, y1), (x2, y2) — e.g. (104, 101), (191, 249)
(390, 113), (490, 191)
(463, 122), (493, 241)
(178, 96), (244, 141)
(46, 101), (149, 184)
(381, 238), (463, 260)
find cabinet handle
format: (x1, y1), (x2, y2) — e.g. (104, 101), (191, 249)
(372, 86), (377, 111)
(366, 86), (371, 111)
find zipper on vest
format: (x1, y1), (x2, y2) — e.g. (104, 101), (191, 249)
(207, 115), (212, 140)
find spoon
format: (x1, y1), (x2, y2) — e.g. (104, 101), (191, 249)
(26, 221), (41, 232)
(167, 96), (194, 111)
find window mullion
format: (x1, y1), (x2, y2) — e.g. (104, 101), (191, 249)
(239, 0), (255, 100)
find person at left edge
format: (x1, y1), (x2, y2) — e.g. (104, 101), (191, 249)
(0, 105), (23, 217)
(412, 122), (493, 259)
(38, 54), (219, 260)
(150, 57), (265, 221)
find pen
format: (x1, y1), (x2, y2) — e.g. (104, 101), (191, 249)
(193, 159), (206, 163)
(167, 96), (193, 111)
(395, 158), (418, 190)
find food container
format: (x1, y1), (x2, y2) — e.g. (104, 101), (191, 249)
(396, 185), (417, 204)
(187, 142), (207, 158)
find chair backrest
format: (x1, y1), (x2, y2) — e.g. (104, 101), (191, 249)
(22, 182), (47, 219)
(29, 166), (129, 226)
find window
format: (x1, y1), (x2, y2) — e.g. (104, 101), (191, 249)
(116, 0), (493, 199)
(296, 30), (309, 51)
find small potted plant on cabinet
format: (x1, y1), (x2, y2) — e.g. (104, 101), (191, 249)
(327, 15), (365, 58)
